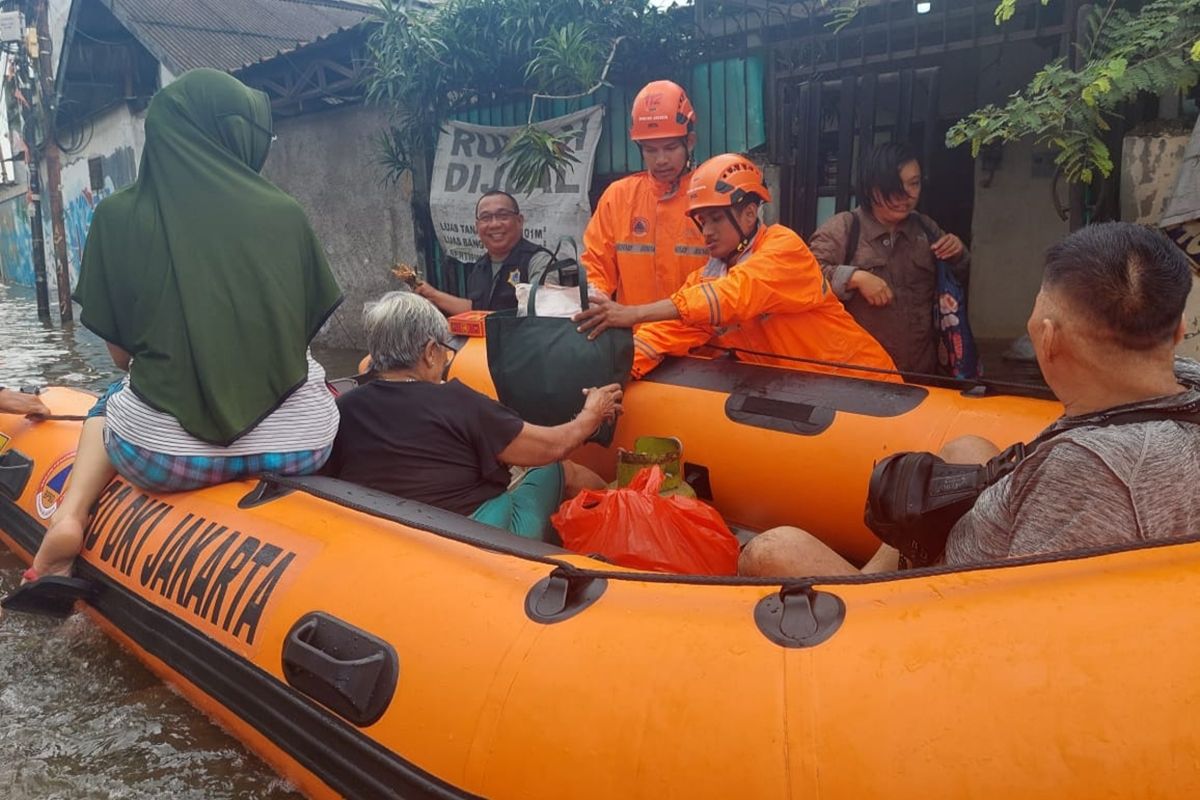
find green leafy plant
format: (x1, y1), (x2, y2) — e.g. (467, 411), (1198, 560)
(502, 126), (582, 192)
(826, 0), (864, 33)
(373, 125), (412, 185)
(947, 0), (1200, 184)
(364, 0), (695, 191)
(525, 23), (606, 94)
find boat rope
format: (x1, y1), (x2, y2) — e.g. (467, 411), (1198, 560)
(259, 474), (1200, 591)
(530, 528), (1200, 589)
(719, 346), (1056, 399)
(256, 473), (574, 568)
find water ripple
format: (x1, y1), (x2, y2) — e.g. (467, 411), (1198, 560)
(1, 284), (312, 798)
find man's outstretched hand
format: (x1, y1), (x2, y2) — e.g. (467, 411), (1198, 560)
(0, 389), (50, 418)
(573, 296), (640, 340)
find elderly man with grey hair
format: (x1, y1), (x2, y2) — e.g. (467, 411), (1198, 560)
(326, 291), (621, 542)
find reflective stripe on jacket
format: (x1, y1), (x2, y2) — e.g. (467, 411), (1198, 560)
(581, 172), (709, 306)
(632, 224), (900, 381)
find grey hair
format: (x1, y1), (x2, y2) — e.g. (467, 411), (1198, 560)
(364, 290), (451, 371)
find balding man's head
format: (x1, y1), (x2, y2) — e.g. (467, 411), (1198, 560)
(1028, 223), (1192, 405)
(1039, 222), (1191, 351)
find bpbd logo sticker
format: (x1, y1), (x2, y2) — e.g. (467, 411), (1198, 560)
(632, 217), (649, 236)
(36, 453), (75, 519)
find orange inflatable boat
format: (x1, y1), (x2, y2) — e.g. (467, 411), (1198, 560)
(2, 362), (1198, 800)
(448, 338), (1061, 561)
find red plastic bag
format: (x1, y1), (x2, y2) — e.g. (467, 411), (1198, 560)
(551, 466), (740, 575)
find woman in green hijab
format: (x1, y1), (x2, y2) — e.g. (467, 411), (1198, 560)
(28, 69), (343, 581)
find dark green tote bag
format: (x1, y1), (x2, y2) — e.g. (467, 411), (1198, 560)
(485, 269), (633, 447)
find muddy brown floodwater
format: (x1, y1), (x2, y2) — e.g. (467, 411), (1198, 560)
(0, 282), (363, 799)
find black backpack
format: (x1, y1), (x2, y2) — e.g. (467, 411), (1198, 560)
(865, 400), (1200, 566)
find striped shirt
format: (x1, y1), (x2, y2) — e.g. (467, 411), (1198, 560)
(105, 354), (338, 456)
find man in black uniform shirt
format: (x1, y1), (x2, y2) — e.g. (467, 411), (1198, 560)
(417, 191), (553, 314)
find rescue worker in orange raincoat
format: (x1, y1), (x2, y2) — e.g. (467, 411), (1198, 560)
(574, 153), (900, 381)
(581, 80), (710, 305)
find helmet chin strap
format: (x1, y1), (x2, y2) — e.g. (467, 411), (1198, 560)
(724, 208), (759, 256)
(665, 142), (693, 191)
(680, 138), (694, 180)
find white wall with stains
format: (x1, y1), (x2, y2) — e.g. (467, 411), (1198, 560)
(967, 136), (1070, 340)
(1121, 132), (1200, 360)
(53, 103), (145, 289)
(261, 103), (420, 349)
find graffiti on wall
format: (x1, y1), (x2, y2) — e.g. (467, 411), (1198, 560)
(0, 195), (34, 287)
(63, 146), (137, 286)
(0, 145), (138, 290)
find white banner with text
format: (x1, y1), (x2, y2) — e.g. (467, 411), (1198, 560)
(430, 105), (605, 263)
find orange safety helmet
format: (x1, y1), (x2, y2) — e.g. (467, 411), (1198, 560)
(630, 80), (696, 142)
(686, 153), (772, 213)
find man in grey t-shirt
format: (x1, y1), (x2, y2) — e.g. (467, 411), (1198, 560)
(740, 222), (1200, 577)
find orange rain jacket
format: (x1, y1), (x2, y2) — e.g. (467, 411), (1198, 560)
(632, 224), (900, 381)
(582, 172), (711, 306)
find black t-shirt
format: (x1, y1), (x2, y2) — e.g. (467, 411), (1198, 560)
(327, 379), (525, 516)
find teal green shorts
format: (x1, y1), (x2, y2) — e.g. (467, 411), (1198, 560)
(470, 463), (565, 544)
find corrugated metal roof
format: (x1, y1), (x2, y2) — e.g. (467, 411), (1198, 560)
(236, 21), (361, 71)
(100, 0), (377, 75)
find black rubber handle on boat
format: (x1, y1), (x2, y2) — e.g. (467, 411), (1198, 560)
(286, 618), (385, 713)
(524, 568), (608, 624)
(725, 393), (835, 437)
(0, 449), (34, 500)
(281, 614), (399, 726)
(753, 584), (846, 648)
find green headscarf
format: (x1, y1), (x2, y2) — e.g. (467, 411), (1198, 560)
(74, 69), (342, 446)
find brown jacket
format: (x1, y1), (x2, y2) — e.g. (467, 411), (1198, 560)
(808, 207), (970, 375)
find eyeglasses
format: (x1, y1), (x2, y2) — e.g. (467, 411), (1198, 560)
(218, 112), (277, 142)
(431, 336), (459, 354)
(252, 118), (278, 143)
(475, 210), (519, 224)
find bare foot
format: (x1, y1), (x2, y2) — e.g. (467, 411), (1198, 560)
(25, 415), (114, 581)
(30, 514), (86, 579)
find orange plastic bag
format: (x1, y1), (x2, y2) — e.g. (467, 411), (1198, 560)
(551, 466), (740, 575)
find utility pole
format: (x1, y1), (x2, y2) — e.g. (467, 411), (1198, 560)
(28, 0), (70, 321)
(5, 11), (50, 320)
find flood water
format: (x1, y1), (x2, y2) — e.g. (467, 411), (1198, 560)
(0, 282), (362, 799)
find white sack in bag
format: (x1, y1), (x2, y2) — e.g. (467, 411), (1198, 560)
(514, 283), (606, 318)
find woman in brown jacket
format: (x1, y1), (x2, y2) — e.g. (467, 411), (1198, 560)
(807, 142), (970, 375)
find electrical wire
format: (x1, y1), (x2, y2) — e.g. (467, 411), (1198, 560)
(72, 28), (135, 47)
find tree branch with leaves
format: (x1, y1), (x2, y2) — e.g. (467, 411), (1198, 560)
(947, 0), (1200, 184)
